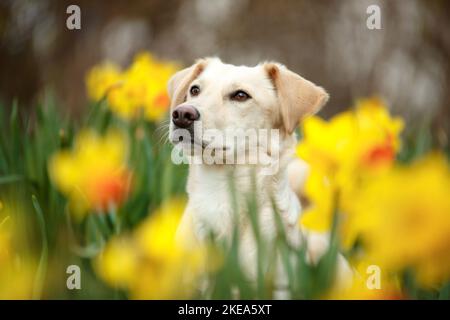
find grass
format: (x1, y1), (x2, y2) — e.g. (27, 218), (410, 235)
(0, 95), (448, 299)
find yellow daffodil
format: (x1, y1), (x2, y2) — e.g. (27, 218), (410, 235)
(325, 256), (404, 300)
(0, 217), (11, 266)
(95, 236), (138, 288)
(348, 154), (450, 287)
(96, 198), (213, 299)
(0, 201), (36, 299)
(297, 97), (404, 247)
(49, 129), (132, 218)
(86, 52), (179, 122)
(326, 274), (403, 300)
(86, 63), (123, 101)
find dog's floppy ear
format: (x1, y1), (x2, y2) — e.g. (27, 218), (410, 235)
(265, 63), (329, 134)
(167, 59), (208, 108)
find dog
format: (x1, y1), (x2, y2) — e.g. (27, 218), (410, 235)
(167, 58), (352, 295)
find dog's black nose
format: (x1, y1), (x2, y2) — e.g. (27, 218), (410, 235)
(172, 105), (200, 128)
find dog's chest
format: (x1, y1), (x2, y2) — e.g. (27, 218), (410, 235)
(186, 165), (297, 242)
(187, 167), (268, 237)
(187, 167), (244, 238)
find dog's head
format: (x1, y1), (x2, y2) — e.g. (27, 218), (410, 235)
(168, 58), (328, 163)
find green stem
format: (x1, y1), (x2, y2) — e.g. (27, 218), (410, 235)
(31, 195), (49, 300)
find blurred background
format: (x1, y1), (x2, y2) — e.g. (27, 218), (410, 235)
(0, 0), (449, 136)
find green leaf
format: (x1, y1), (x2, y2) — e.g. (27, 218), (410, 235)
(0, 174), (24, 184)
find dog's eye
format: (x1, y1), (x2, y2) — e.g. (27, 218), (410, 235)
(230, 90), (251, 102)
(190, 85), (201, 96)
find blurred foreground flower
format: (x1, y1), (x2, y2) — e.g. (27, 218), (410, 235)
(326, 274), (403, 300)
(49, 129), (132, 218)
(348, 154), (450, 287)
(297, 97), (404, 247)
(96, 199), (214, 299)
(0, 202), (36, 299)
(324, 256), (404, 299)
(86, 52), (179, 122)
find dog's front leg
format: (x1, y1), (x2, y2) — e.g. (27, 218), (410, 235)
(176, 207), (201, 247)
(303, 230), (354, 289)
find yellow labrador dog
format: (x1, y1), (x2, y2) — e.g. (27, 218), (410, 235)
(168, 58), (351, 294)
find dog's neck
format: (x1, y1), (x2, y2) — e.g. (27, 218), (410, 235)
(185, 137), (300, 241)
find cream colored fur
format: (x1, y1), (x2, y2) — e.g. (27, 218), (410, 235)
(168, 58), (352, 296)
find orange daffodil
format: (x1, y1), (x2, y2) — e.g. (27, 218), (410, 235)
(49, 129), (132, 218)
(297, 97), (404, 246)
(86, 52), (179, 122)
(297, 97), (450, 289)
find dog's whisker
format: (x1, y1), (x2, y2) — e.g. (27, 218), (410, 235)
(153, 123), (170, 139)
(155, 134), (168, 146)
(155, 122), (170, 132)
(155, 129), (171, 146)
